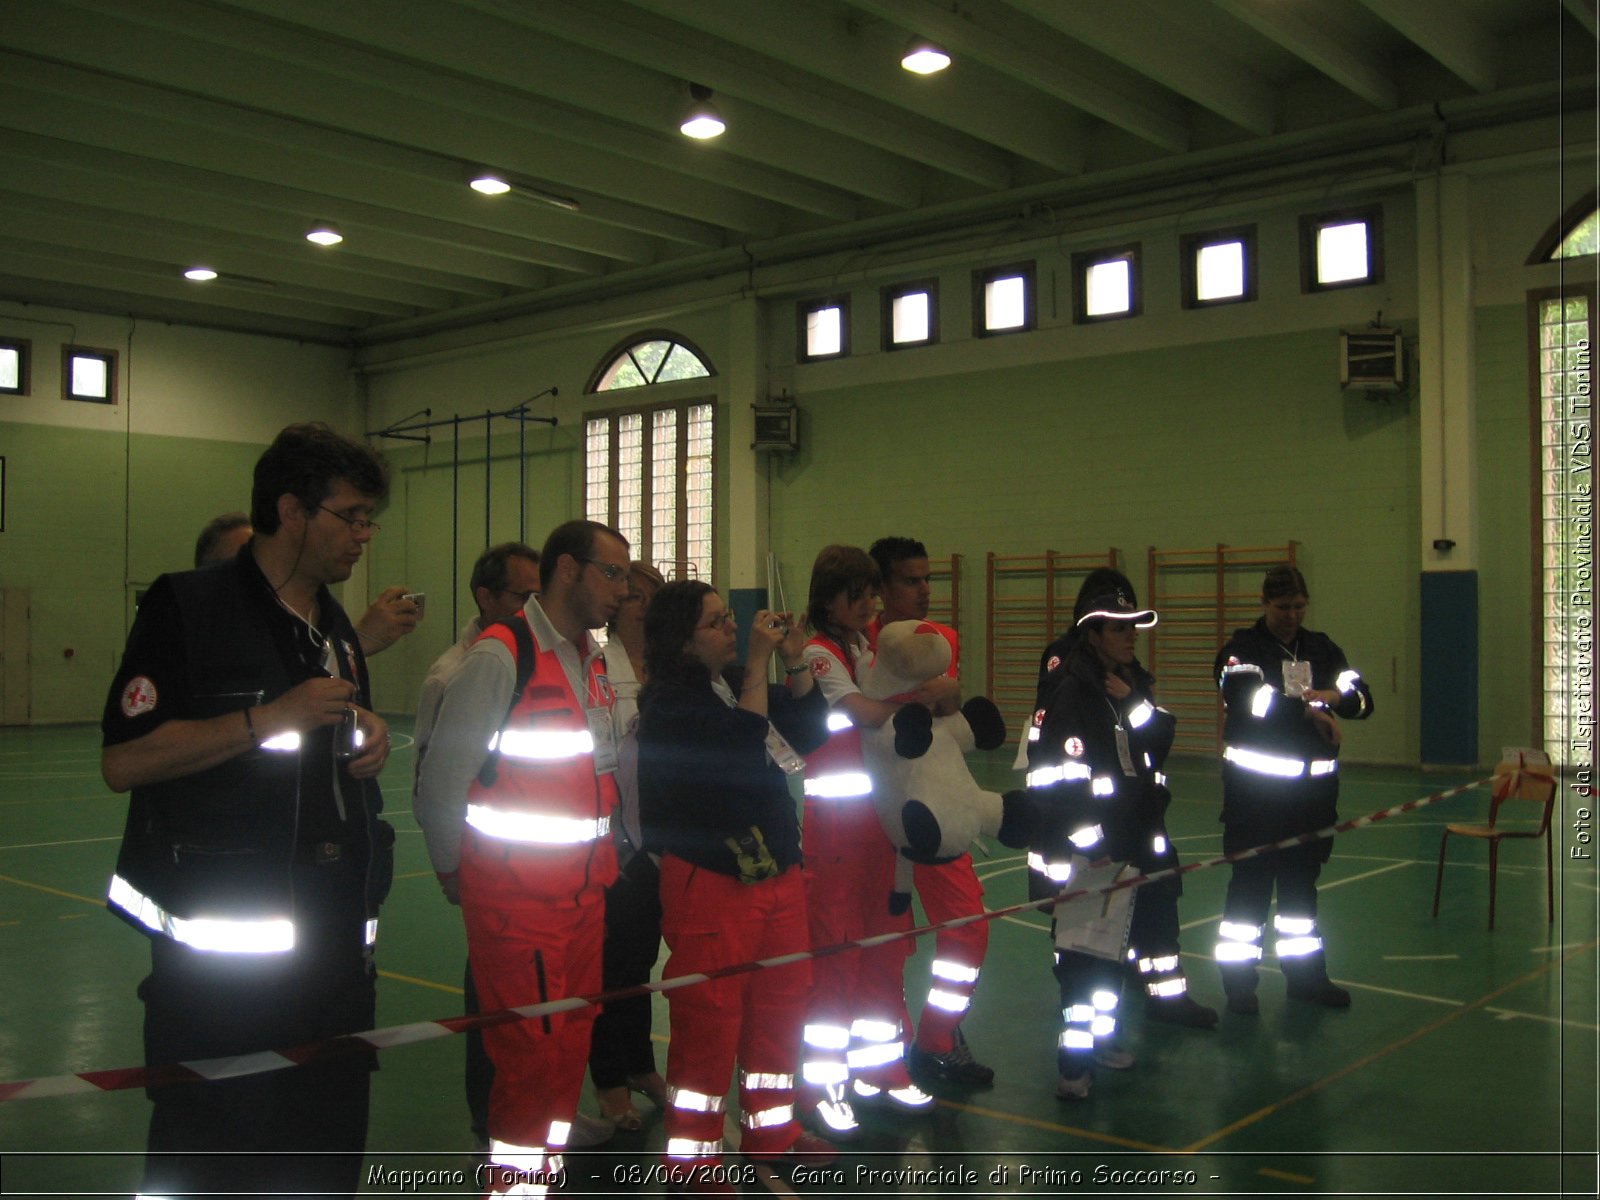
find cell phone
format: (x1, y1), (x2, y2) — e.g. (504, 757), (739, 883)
(402, 592), (426, 616)
(336, 706), (364, 760)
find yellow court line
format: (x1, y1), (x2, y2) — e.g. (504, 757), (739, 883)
(376, 968), (464, 995)
(0, 872), (105, 907)
(935, 1098), (1177, 1153)
(1257, 1167), (1316, 1185)
(1182, 938), (1600, 1153)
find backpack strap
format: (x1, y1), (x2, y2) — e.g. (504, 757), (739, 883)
(476, 613), (539, 788)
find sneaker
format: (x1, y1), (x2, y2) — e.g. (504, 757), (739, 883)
(852, 1078), (936, 1111)
(746, 1132), (839, 1173)
(908, 1027), (995, 1088)
(1226, 993), (1259, 1016)
(1288, 979), (1352, 1008)
(803, 1082), (860, 1140)
(1092, 1043), (1135, 1071)
(1145, 993), (1219, 1029)
(1055, 1071), (1092, 1101)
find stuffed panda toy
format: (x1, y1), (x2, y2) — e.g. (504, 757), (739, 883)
(857, 620), (1035, 913)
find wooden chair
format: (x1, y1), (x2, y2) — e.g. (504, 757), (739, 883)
(1432, 753), (1557, 931)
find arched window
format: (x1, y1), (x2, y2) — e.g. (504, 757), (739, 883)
(589, 333), (713, 392)
(584, 332), (717, 581)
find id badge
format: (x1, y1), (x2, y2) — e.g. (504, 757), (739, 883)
(1114, 725), (1136, 775)
(1283, 660), (1313, 698)
(588, 707), (619, 775)
(765, 727), (807, 777)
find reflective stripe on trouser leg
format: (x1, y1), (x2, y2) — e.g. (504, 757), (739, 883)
(1216, 918), (1263, 997)
(485, 1135), (561, 1197)
(1135, 951), (1187, 1000)
(1274, 911), (1330, 987)
(910, 855), (988, 1057)
(739, 1069), (799, 1155)
(847, 1015), (908, 1088)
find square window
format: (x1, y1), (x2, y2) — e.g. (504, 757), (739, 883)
(972, 263), (1035, 336)
(0, 338), (30, 395)
(881, 280), (938, 349)
(798, 297), (850, 361)
(1300, 206), (1383, 291)
(1072, 245), (1141, 323)
(1181, 227), (1257, 307)
(63, 346), (117, 404)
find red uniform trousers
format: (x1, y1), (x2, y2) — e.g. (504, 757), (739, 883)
(908, 854), (988, 1055)
(802, 798), (914, 1088)
(659, 855), (811, 1170)
(459, 829), (608, 1181)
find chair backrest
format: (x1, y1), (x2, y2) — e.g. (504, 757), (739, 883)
(1490, 752), (1558, 834)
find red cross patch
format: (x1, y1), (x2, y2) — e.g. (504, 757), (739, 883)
(1064, 736), (1085, 758)
(1046, 654), (1061, 672)
(120, 675), (158, 718)
(810, 656), (831, 678)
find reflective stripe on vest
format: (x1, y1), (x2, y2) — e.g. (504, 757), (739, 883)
(466, 805), (610, 845)
(1026, 761), (1091, 789)
(491, 727), (596, 761)
(803, 771), (873, 799)
(1223, 745), (1338, 778)
(108, 873), (294, 954)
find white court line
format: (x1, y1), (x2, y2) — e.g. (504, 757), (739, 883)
(1487, 1007), (1600, 1032)
(1531, 942), (1597, 954)
(0, 834), (122, 852)
(1177, 860), (1412, 932)
(1381, 954), (1460, 961)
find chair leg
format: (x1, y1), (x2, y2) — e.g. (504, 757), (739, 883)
(1487, 839), (1499, 931)
(1545, 827), (1555, 924)
(1432, 832), (1450, 918)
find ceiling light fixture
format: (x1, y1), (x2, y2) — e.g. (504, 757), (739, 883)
(183, 266), (218, 281)
(467, 170), (581, 212)
(305, 221), (344, 246)
(468, 171), (512, 195)
(901, 38), (951, 75)
(679, 83), (726, 140)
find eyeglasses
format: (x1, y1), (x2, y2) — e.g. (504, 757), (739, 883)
(576, 557), (627, 582)
(696, 610), (735, 631)
(317, 505), (381, 534)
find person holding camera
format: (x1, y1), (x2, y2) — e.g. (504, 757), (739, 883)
(636, 581), (836, 1194)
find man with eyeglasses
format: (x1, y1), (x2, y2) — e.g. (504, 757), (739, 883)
(100, 422), (395, 1197)
(415, 519), (631, 1197)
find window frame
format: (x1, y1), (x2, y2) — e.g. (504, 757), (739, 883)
(62, 345), (117, 405)
(797, 295), (851, 362)
(1181, 226), (1258, 308)
(583, 396), (717, 583)
(1299, 205), (1384, 293)
(0, 337), (31, 396)
(880, 279), (940, 350)
(1072, 243), (1143, 324)
(1527, 282), (1597, 760)
(971, 261), (1036, 337)
(586, 331), (715, 393)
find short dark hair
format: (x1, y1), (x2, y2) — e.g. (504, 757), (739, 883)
(869, 536), (928, 580)
(194, 511), (251, 568)
(1262, 564), (1309, 603)
(470, 542), (540, 596)
(539, 519), (627, 591)
(250, 422), (389, 534)
(642, 579), (715, 693)
(806, 544), (881, 642)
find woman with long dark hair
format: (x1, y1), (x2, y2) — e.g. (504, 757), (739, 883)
(637, 580), (836, 1193)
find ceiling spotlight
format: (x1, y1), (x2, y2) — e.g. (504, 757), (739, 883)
(679, 83), (726, 140)
(305, 221), (344, 246)
(901, 38), (951, 74)
(183, 266), (218, 282)
(469, 171), (512, 195)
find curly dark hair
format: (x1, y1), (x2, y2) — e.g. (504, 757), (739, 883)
(250, 423), (389, 534)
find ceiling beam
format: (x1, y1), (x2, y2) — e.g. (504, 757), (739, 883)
(856, 0), (1200, 149)
(1211, 0), (1400, 111)
(1356, 0), (1499, 93)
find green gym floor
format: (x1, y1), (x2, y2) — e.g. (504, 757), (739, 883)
(0, 724), (1595, 1198)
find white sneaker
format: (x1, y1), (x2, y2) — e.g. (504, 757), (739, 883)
(853, 1078), (935, 1110)
(1092, 1043), (1135, 1071)
(1056, 1072), (1092, 1100)
(807, 1082), (860, 1138)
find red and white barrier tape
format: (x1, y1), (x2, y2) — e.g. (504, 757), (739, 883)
(0, 772), (1498, 1103)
